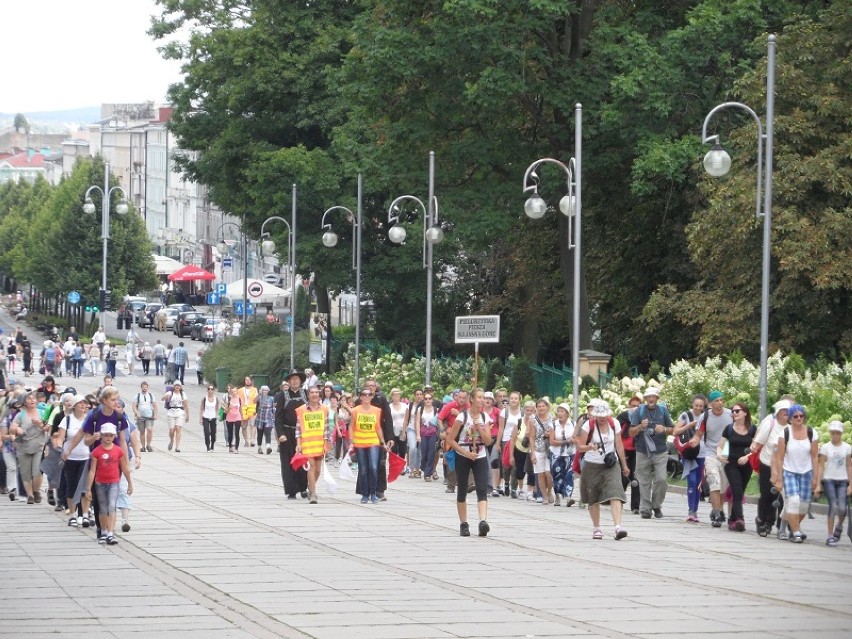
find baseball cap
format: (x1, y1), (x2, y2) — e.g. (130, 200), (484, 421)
(708, 390), (724, 402)
(100, 424), (117, 435)
(484, 391), (494, 399)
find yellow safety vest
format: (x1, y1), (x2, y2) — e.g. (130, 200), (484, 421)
(351, 406), (381, 448)
(296, 404), (328, 457)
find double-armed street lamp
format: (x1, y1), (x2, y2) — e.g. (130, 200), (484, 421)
(701, 35), (775, 420)
(522, 104), (583, 421)
(387, 153), (444, 386)
(83, 161), (129, 327)
(260, 184), (297, 369)
(216, 221), (248, 324)
(320, 174), (363, 390)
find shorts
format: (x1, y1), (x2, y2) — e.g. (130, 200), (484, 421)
(532, 451), (551, 474)
(703, 455), (727, 493)
(137, 417), (154, 433)
(94, 482), (119, 515)
(167, 412), (185, 428)
(783, 469), (813, 504)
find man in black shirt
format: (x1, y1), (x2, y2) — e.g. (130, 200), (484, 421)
(274, 369), (309, 499)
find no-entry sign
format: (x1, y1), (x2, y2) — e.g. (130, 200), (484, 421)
(248, 281), (264, 298)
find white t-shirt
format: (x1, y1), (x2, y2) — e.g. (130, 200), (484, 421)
(755, 414), (786, 466)
(819, 441), (851, 481)
(454, 410), (492, 459)
(581, 419), (617, 465)
(390, 403), (407, 437)
(550, 419), (575, 457)
(60, 414), (90, 461)
(783, 428), (814, 474)
(166, 391), (186, 416)
(202, 395), (218, 420)
(136, 392), (155, 419)
(501, 407), (522, 442)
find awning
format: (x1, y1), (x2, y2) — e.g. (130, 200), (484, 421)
(152, 254), (184, 276)
(168, 264), (216, 282)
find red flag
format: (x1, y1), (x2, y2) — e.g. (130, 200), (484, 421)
(387, 452), (406, 483)
(290, 452), (309, 471)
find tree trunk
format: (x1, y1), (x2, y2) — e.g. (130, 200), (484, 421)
(514, 277), (540, 359)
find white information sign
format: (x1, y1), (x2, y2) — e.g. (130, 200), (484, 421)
(454, 315), (500, 344)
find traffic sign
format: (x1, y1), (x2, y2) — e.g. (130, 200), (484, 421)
(223, 257), (233, 271)
(233, 301), (255, 316)
(454, 315), (501, 344)
(263, 273), (279, 285)
(207, 292), (220, 305)
(67, 291), (81, 304)
(214, 282), (226, 295)
(248, 281), (264, 298)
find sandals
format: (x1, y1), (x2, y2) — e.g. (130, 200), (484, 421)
(592, 529), (603, 540)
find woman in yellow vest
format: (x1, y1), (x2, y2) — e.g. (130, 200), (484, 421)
(350, 387), (387, 504)
(239, 377), (259, 448)
(295, 386), (330, 504)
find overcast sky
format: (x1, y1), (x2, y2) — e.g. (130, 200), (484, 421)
(2, 0), (183, 113)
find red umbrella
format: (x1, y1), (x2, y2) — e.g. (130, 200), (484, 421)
(387, 452), (406, 483)
(168, 265), (216, 282)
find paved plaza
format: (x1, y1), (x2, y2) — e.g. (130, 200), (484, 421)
(1, 317), (851, 638)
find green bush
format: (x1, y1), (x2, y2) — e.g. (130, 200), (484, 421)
(509, 356), (537, 397)
(202, 329), (312, 387)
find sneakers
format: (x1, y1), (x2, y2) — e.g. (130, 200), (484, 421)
(370, 495), (379, 504)
(827, 536), (838, 547)
(631, 509), (639, 515)
(778, 528), (790, 541)
(33, 492), (42, 504)
(511, 490), (518, 499)
(710, 510), (723, 528)
(565, 498), (576, 507)
(491, 488), (500, 497)
(554, 495), (561, 506)
(167, 442), (173, 451)
(377, 493), (387, 502)
(47, 489), (56, 506)
(266, 446), (272, 455)
(460, 522), (470, 537)
(27, 496), (34, 504)
(360, 496), (369, 504)
(791, 531), (804, 544)
(478, 520), (490, 537)
(615, 526), (628, 540)
(7, 490), (15, 501)
(653, 508), (663, 519)
(503, 484), (510, 496)
(686, 514), (699, 523)
(258, 447), (264, 454)
(300, 491), (309, 500)
(121, 522), (131, 533)
(640, 511), (652, 519)
(535, 496), (543, 504)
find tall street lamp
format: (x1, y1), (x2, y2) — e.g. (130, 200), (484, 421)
(216, 221), (248, 324)
(701, 35), (775, 420)
(260, 198), (296, 370)
(83, 161), (129, 327)
(521, 103), (583, 422)
(320, 173), (363, 390)
(387, 152), (444, 386)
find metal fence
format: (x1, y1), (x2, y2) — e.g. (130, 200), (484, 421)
(528, 362), (573, 399)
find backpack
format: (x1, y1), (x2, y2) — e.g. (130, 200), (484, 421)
(45, 349), (56, 364)
(674, 409), (702, 461)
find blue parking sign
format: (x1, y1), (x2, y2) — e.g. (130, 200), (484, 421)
(215, 282), (226, 295)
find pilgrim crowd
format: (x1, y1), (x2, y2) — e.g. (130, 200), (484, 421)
(3, 357), (850, 547)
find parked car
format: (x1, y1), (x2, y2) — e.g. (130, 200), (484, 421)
(190, 318), (216, 343)
(138, 302), (163, 328)
(168, 303), (196, 314)
(162, 308), (180, 330)
(174, 311), (205, 337)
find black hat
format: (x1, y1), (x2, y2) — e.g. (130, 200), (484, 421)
(285, 368), (306, 383)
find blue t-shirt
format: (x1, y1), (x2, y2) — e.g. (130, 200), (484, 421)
(630, 403), (673, 454)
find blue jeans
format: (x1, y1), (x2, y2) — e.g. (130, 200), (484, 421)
(823, 479), (849, 521)
(355, 446), (379, 498)
(420, 434), (438, 476)
(406, 428), (420, 470)
(686, 458), (706, 514)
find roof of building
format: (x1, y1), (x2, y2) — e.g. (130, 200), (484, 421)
(1, 151), (46, 168)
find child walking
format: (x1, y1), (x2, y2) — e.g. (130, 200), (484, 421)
(86, 423), (133, 545)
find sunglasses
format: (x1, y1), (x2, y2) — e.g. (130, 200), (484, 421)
(731, 408), (743, 414)
(360, 391), (372, 397)
(791, 413), (805, 419)
(424, 396), (433, 401)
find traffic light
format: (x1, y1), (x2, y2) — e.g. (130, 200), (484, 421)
(85, 305), (99, 313)
(99, 288), (113, 311)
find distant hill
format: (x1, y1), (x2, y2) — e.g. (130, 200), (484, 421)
(0, 107), (100, 133)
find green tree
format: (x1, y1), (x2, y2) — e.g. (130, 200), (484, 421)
(16, 157), (157, 301)
(645, 1), (852, 358)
